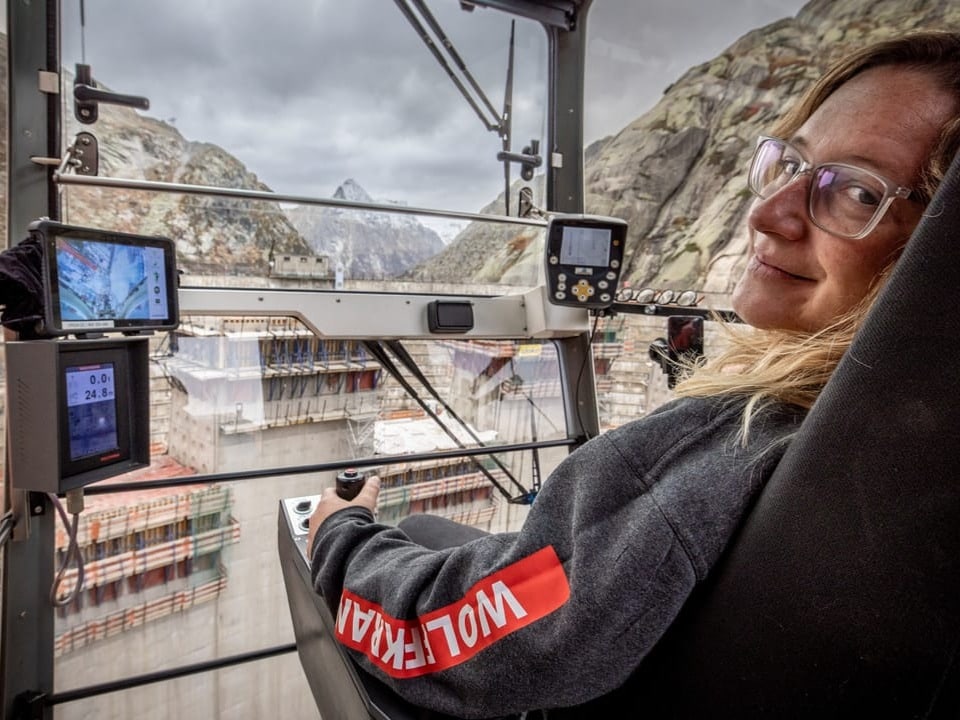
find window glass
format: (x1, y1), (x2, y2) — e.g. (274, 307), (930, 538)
(51, 317), (580, 695)
(583, 0), (809, 427)
(46, 2), (555, 705)
(58, 0), (549, 291)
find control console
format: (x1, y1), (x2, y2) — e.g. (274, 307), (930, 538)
(544, 214), (628, 310)
(279, 494), (320, 568)
(278, 493), (457, 720)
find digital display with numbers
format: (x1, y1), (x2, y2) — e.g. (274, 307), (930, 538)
(65, 362), (119, 461)
(6, 337), (148, 492)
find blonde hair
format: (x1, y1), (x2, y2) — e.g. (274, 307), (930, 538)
(674, 278), (881, 440)
(674, 30), (960, 439)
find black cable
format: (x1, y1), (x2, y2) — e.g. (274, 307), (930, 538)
(82, 438), (576, 495)
(79, 0), (86, 65)
(392, 0), (500, 132)
(47, 643), (297, 705)
(505, 356), (560, 498)
(48, 492), (85, 608)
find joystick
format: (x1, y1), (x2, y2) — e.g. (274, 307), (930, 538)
(335, 469), (366, 500)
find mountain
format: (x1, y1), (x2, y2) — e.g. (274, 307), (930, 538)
(410, 0), (960, 297)
(53, 75), (313, 275)
(4, 0), (957, 289)
(286, 179), (445, 279)
(0, 58), (444, 279)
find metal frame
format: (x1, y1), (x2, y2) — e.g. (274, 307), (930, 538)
(176, 286), (585, 339)
(0, 1), (598, 716)
(3, 2), (59, 715)
(52, 174), (549, 229)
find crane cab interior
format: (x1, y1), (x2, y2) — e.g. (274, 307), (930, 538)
(1, 1), (959, 719)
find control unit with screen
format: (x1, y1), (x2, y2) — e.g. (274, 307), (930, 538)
(544, 214), (628, 309)
(6, 337), (151, 492)
(31, 219), (180, 337)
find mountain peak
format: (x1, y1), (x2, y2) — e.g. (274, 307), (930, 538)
(333, 178), (373, 204)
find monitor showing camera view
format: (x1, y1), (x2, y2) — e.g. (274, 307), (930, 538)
(35, 220), (179, 335)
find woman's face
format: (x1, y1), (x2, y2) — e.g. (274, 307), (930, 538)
(731, 65), (957, 333)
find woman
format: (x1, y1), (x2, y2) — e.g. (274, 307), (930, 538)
(308, 31), (960, 718)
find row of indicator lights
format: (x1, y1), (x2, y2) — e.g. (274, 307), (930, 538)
(615, 288), (702, 306)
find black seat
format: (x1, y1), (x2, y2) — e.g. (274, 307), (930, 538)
(557, 149), (960, 717)
(289, 150), (960, 720)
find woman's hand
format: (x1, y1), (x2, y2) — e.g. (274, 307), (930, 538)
(307, 475), (381, 553)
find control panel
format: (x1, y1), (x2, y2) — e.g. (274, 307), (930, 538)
(544, 214), (628, 309)
(278, 494), (456, 720)
(280, 494), (320, 567)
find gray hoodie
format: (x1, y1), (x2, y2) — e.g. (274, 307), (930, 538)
(311, 395), (805, 718)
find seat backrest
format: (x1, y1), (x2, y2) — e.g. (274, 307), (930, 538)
(559, 149), (960, 717)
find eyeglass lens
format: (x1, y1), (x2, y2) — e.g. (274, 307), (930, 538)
(750, 138), (890, 238)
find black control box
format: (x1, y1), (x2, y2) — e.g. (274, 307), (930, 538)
(544, 214), (628, 309)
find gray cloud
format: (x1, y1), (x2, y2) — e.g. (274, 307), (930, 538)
(59, 0), (806, 226)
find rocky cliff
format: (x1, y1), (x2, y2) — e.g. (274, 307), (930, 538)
(57, 94), (314, 275)
(411, 0), (960, 299)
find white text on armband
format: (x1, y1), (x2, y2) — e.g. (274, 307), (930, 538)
(334, 545), (570, 678)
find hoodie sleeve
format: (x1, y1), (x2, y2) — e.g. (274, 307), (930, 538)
(0, 235), (45, 334)
(310, 397), (802, 718)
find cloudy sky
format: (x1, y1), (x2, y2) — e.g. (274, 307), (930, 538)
(55, 0), (807, 238)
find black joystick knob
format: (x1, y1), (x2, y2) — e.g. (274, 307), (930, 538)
(336, 468), (366, 500)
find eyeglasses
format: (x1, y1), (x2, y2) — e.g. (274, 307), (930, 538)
(748, 135), (913, 240)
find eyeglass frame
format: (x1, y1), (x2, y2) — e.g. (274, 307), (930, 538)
(748, 135), (913, 240)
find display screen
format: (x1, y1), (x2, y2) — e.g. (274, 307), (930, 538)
(558, 226), (612, 267)
(36, 220), (180, 336)
(55, 237), (170, 331)
(65, 362), (119, 461)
